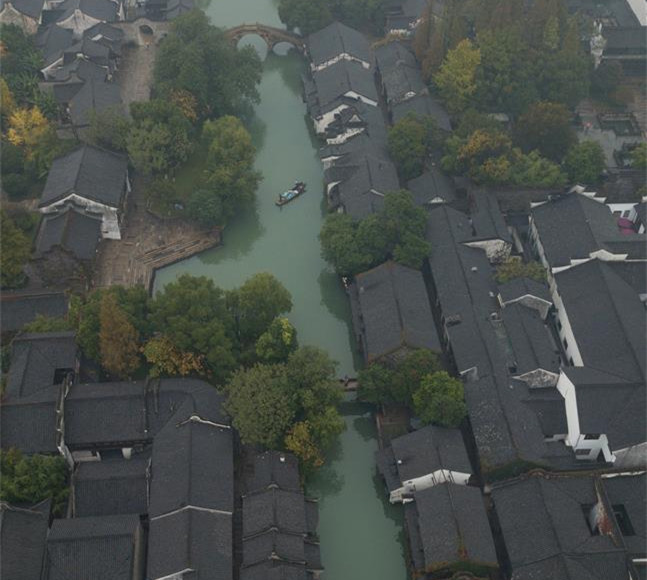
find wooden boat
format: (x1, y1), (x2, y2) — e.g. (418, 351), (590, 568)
(276, 181), (306, 206)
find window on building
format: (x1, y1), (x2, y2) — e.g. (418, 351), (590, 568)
(613, 211), (622, 216)
(569, 357), (574, 366)
(563, 337), (568, 350)
(557, 319), (562, 331)
(581, 504), (600, 535)
(53, 368), (74, 384)
(622, 210), (631, 218)
(613, 505), (635, 536)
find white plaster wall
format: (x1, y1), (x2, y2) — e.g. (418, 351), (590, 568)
(311, 53), (371, 72)
(0, 4), (39, 34)
(326, 127), (364, 145)
(344, 91), (377, 107)
(613, 442), (647, 469)
(41, 194), (122, 239)
(314, 104), (349, 133)
(463, 238), (511, 263)
(556, 370), (581, 446)
(57, 10), (102, 38)
(551, 286), (584, 366)
(389, 468), (471, 503)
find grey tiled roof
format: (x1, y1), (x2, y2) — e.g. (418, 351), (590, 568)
(40, 145), (127, 209)
(309, 59), (378, 113)
(350, 261), (440, 362)
(531, 193), (646, 267)
(6, 331), (77, 400)
(147, 508), (233, 580)
(73, 454), (150, 517)
(0, 0), (44, 18)
(389, 425), (472, 483)
(555, 260), (646, 382)
(325, 153), (399, 219)
(0, 291), (68, 334)
(35, 204), (103, 260)
(243, 488), (309, 538)
(44, 514), (142, 580)
(498, 277), (551, 304)
(406, 167), (456, 206)
(307, 21), (372, 68)
(501, 303), (560, 375)
(35, 24), (74, 66)
(375, 41), (425, 105)
(492, 474), (633, 580)
(562, 366), (646, 450)
(240, 563), (309, 580)
(149, 410), (234, 517)
(55, 0), (118, 23)
(602, 472), (646, 558)
(242, 530), (306, 569)
(49, 57), (109, 83)
(68, 78), (123, 126)
(244, 450), (301, 494)
(412, 483), (497, 570)
(0, 502), (49, 580)
(467, 189), (512, 243)
(392, 93), (452, 132)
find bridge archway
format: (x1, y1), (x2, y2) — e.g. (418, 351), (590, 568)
(224, 23), (305, 55)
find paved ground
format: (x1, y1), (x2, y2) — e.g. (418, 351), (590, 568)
(115, 42), (157, 109)
(93, 178), (220, 290)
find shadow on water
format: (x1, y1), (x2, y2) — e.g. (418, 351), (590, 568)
(353, 414), (376, 442)
(264, 49), (305, 95)
(198, 204), (265, 264)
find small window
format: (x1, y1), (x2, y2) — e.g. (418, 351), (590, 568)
(53, 368), (74, 384)
(557, 319), (562, 331)
(582, 504), (600, 535)
(584, 433), (600, 440)
(613, 505), (635, 536)
(563, 337), (568, 350)
(569, 357), (574, 366)
(613, 211), (622, 216)
(622, 210), (631, 218)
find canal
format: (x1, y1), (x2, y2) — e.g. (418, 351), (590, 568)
(154, 1), (407, 578)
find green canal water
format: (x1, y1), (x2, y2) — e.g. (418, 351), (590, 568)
(154, 2), (407, 577)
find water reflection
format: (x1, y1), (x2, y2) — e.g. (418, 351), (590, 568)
(198, 206), (265, 263)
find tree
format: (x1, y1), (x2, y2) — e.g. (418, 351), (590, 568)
(0, 449), (68, 515)
(22, 315), (73, 333)
(495, 257), (546, 283)
(76, 286), (151, 364)
(563, 140), (605, 184)
(320, 191), (430, 275)
(1, 78), (16, 124)
(187, 188), (224, 227)
(358, 348), (441, 405)
(150, 274), (237, 381)
(475, 27), (538, 115)
(285, 421), (324, 472)
(127, 100), (192, 175)
(7, 107), (51, 158)
(630, 143), (647, 171)
(229, 272), (292, 345)
(0, 210), (30, 288)
(87, 106), (132, 152)
(388, 113), (442, 180)
(514, 101), (576, 161)
(412, 371), (466, 427)
(509, 150), (566, 187)
(0, 24), (43, 105)
(434, 39), (481, 115)
(142, 335), (205, 377)
(278, 0), (332, 35)
(99, 293), (141, 379)
(224, 363), (297, 447)
(255, 317), (298, 363)
(193, 116), (261, 226)
(319, 213), (373, 277)
(153, 10), (262, 118)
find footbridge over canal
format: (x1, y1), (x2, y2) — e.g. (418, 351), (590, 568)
(224, 23), (305, 52)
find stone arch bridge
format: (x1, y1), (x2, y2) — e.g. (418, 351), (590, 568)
(224, 23), (305, 52)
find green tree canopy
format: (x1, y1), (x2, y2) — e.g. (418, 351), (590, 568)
(495, 257), (546, 284)
(75, 286), (151, 363)
(99, 293), (141, 379)
(0, 449), (68, 515)
(150, 274), (237, 381)
(278, 0), (332, 35)
(514, 101), (576, 161)
(563, 140), (605, 184)
(153, 10), (262, 118)
(224, 363), (297, 447)
(319, 191), (430, 276)
(255, 317), (298, 364)
(188, 116), (261, 227)
(434, 38), (481, 115)
(388, 113), (442, 180)
(228, 272), (293, 345)
(358, 348), (442, 405)
(630, 143), (647, 171)
(22, 315), (73, 333)
(412, 371), (466, 427)
(0, 210), (30, 289)
(127, 100), (192, 175)
(591, 61), (624, 103)
(87, 106), (132, 152)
